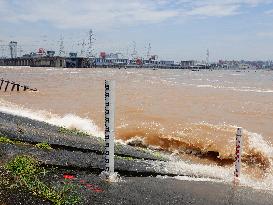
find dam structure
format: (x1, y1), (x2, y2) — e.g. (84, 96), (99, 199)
(0, 38), (207, 69)
(0, 51), (203, 69)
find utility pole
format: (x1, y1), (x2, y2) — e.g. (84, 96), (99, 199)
(87, 29), (95, 58)
(9, 41), (17, 58)
(80, 39), (86, 57)
(147, 43), (151, 60)
(131, 41), (137, 59)
(0, 45), (4, 58)
(126, 46), (129, 59)
(59, 35), (65, 57)
(19, 46), (23, 57)
(206, 49), (209, 65)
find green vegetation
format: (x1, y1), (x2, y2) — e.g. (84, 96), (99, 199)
(0, 136), (32, 146)
(136, 147), (166, 160)
(35, 142), (53, 150)
(5, 155), (80, 205)
(115, 155), (134, 161)
(58, 126), (89, 137)
(136, 147), (150, 153)
(97, 137), (104, 144)
(114, 143), (123, 152)
(0, 136), (15, 144)
(0, 136), (53, 151)
(152, 151), (165, 160)
(98, 138), (105, 153)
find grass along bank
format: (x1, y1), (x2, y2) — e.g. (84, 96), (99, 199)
(3, 155), (81, 205)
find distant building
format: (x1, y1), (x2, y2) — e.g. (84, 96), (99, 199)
(239, 64), (250, 69)
(159, 60), (174, 67)
(47, 51), (56, 57)
(33, 57), (65, 67)
(143, 59), (159, 67)
(111, 58), (129, 65)
(104, 52), (123, 59)
(181, 60), (195, 67)
(69, 52), (77, 58)
(37, 48), (46, 57)
(100, 52), (106, 59)
(95, 58), (113, 66)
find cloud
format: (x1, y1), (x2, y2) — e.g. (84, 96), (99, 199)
(265, 9), (273, 14)
(186, 4), (240, 17)
(0, 0), (272, 30)
(257, 31), (273, 37)
(178, 0), (273, 17)
(0, 0), (179, 29)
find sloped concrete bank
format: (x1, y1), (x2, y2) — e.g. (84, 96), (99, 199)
(0, 111), (273, 205)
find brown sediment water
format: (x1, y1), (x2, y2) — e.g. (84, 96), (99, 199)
(0, 66), (273, 183)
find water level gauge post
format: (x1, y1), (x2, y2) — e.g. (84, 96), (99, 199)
(104, 80), (115, 174)
(234, 127), (243, 184)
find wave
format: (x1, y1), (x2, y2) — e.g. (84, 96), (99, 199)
(177, 81), (273, 93)
(124, 134), (271, 170)
(154, 158), (273, 191)
(0, 99), (273, 190)
(195, 84), (273, 93)
(196, 85), (214, 88)
(0, 99), (271, 171)
(0, 100), (103, 138)
(120, 123), (273, 172)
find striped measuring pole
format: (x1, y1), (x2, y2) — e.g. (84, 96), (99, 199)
(234, 127), (243, 183)
(104, 80), (115, 174)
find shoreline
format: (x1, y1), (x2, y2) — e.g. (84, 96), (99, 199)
(1, 64), (273, 71)
(0, 111), (273, 204)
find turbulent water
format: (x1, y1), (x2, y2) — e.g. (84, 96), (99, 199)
(1, 66), (273, 190)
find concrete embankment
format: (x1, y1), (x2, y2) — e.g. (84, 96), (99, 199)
(0, 111), (272, 205)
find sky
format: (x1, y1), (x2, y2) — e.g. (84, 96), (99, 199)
(1, 0), (273, 61)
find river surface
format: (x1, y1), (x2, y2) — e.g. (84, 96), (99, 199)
(1, 66), (273, 190)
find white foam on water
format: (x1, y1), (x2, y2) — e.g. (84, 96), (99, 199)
(100, 171), (122, 183)
(149, 124), (273, 191)
(197, 84), (214, 88)
(153, 157), (273, 191)
(152, 159), (233, 181)
(247, 132), (273, 158)
(233, 88), (273, 93)
(0, 99), (104, 138)
(157, 175), (223, 183)
(239, 174), (273, 191)
(195, 84), (273, 93)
